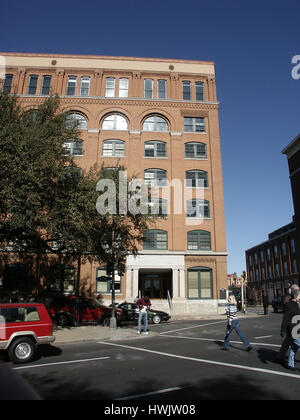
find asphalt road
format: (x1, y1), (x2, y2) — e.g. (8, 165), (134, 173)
(3, 313), (300, 401)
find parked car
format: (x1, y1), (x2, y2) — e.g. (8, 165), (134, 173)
(117, 302), (171, 324)
(48, 296), (122, 327)
(272, 295), (289, 313)
(0, 303), (55, 364)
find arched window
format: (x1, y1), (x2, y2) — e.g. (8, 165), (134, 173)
(187, 230), (211, 250)
(185, 170), (208, 188)
(143, 115), (168, 132)
(66, 113), (87, 130)
(63, 139), (84, 156)
(185, 142), (207, 159)
(188, 267), (213, 299)
(186, 199), (210, 218)
(102, 114), (128, 130)
(102, 140), (125, 157)
(144, 169), (167, 187)
(143, 230), (168, 250)
(144, 141), (167, 158)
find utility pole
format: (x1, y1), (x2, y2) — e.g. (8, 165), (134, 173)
(241, 271), (247, 314)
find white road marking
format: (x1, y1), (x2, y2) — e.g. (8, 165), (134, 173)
(161, 334), (281, 348)
(13, 356), (110, 370)
(254, 335), (273, 340)
(160, 320), (226, 335)
(98, 341), (299, 380)
(115, 387), (183, 400)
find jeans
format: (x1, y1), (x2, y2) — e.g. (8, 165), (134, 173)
(223, 319), (251, 349)
(288, 338), (300, 368)
(138, 311), (148, 333)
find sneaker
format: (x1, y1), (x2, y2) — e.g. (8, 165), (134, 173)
(143, 332), (149, 335)
(247, 346), (253, 352)
(137, 331), (141, 334)
(221, 347), (228, 351)
(286, 365), (298, 372)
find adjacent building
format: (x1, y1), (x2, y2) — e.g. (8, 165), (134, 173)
(0, 52), (228, 315)
(246, 134), (299, 301)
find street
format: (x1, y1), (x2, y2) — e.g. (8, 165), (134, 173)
(3, 312), (300, 400)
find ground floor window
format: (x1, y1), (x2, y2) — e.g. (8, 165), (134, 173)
(188, 267), (213, 299)
(49, 265), (75, 294)
(96, 267), (121, 294)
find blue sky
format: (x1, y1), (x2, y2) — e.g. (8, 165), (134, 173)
(1, 0), (299, 274)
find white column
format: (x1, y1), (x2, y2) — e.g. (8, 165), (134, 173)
(172, 269), (179, 298)
(179, 269), (185, 298)
(132, 269), (139, 299)
(126, 269), (132, 300)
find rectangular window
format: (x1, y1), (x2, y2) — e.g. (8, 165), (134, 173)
(157, 79), (167, 99)
(119, 78), (129, 97)
(188, 268), (213, 299)
(2, 74), (13, 93)
(96, 268), (121, 294)
(80, 76), (90, 96)
(195, 81), (204, 101)
(105, 78), (115, 97)
(291, 239), (296, 254)
(144, 79), (153, 99)
(184, 117), (205, 133)
(41, 75), (52, 95)
(66, 76), (77, 96)
(27, 75), (38, 95)
(182, 81), (191, 100)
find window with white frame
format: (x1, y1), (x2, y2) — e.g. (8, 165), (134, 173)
(119, 78), (129, 97)
(184, 117), (205, 133)
(105, 78), (115, 97)
(143, 115), (168, 132)
(185, 142), (207, 159)
(157, 79), (167, 99)
(182, 80), (191, 100)
(66, 113), (87, 130)
(63, 139), (84, 156)
(80, 76), (90, 96)
(102, 140), (125, 157)
(96, 267), (121, 294)
(144, 141), (167, 158)
(102, 114), (128, 130)
(66, 76), (77, 96)
(144, 79), (153, 99)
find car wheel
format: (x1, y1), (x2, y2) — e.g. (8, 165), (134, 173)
(8, 337), (36, 364)
(152, 315), (161, 324)
(57, 313), (70, 327)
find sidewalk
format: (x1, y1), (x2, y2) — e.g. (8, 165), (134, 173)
(53, 311), (261, 345)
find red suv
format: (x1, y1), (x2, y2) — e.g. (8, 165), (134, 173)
(0, 303), (55, 364)
(48, 296), (122, 327)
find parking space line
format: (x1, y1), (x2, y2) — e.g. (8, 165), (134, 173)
(160, 320), (226, 335)
(98, 342), (297, 380)
(13, 356), (110, 370)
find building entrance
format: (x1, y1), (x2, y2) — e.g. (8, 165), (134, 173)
(139, 269), (172, 299)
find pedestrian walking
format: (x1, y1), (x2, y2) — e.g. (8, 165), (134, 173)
(277, 284), (300, 364)
(221, 295), (253, 352)
(262, 291), (269, 315)
(136, 296), (151, 335)
(279, 289), (300, 371)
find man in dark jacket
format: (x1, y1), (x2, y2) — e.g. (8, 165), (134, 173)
(136, 296), (151, 335)
(278, 285), (300, 363)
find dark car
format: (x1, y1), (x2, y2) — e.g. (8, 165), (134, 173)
(48, 296), (122, 327)
(272, 295), (289, 313)
(117, 302), (170, 324)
